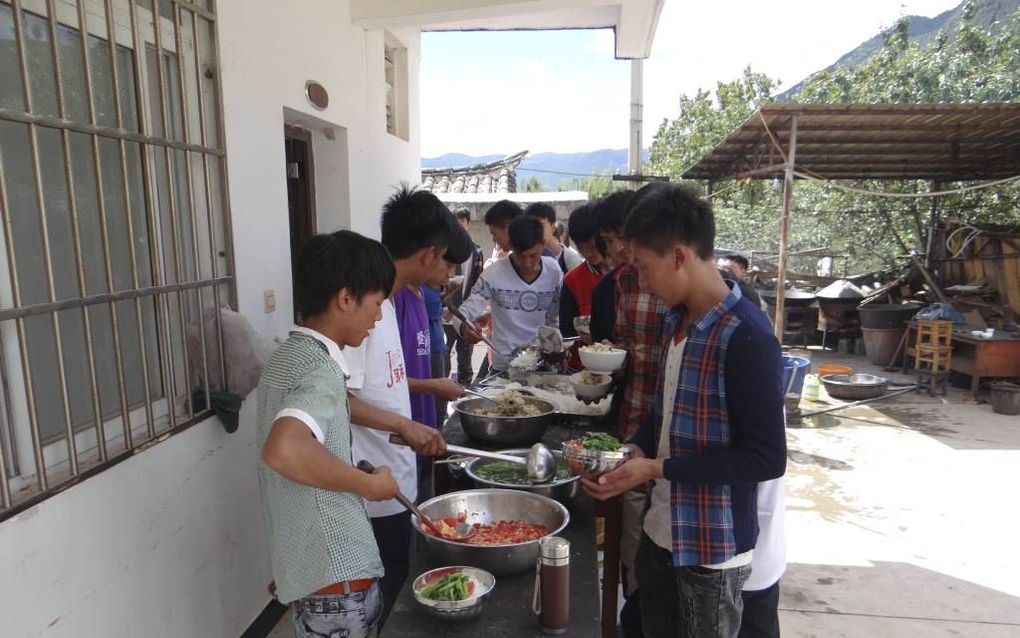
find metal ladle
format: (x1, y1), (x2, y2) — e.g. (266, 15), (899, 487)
(356, 460), (475, 541)
(389, 435), (557, 483)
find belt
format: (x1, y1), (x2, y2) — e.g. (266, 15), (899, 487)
(315, 578), (376, 595)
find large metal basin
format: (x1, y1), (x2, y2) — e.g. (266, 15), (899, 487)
(821, 373), (889, 400)
(761, 290), (817, 307)
(413, 489), (570, 575)
(454, 397), (556, 446)
(463, 449), (580, 504)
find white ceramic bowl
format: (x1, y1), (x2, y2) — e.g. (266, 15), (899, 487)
(579, 346), (626, 373)
(569, 371), (612, 400)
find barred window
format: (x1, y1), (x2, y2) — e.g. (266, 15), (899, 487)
(0, 0), (234, 519)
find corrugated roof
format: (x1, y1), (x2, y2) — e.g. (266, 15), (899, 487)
(683, 103), (1020, 181)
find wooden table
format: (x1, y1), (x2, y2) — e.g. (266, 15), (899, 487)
(903, 322), (1020, 398)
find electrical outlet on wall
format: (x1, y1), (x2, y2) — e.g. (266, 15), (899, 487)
(264, 289), (276, 313)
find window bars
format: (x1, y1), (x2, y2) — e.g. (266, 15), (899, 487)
(0, 0), (234, 518)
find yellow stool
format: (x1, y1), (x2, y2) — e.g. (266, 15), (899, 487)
(914, 320), (953, 396)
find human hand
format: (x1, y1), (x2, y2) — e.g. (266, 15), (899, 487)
(362, 465), (399, 501)
(397, 419), (447, 456)
(429, 377), (466, 401)
(460, 322), (484, 344)
(581, 453), (657, 501)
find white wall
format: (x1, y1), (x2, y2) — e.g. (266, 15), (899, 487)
(0, 1), (422, 636)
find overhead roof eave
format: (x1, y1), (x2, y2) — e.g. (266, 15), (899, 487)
(351, 0), (664, 59)
(682, 103), (1020, 182)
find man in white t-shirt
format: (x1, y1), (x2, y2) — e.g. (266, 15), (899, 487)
(740, 477), (787, 638)
(454, 216), (562, 370)
(345, 188), (468, 623)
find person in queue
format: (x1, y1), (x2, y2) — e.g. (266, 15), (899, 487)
(583, 183), (787, 638)
(444, 208), (485, 385)
(454, 215), (562, 373)
(720, 253), (762, 308)
(525, 201), (583, 274)
(345, 187), (467, 624)
(484, 199), (523, 256)
(559, 204), (608, 350)
(256, 231), (400, 638)
(585, 188), (660, 638)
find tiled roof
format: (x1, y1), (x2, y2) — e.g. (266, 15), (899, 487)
(421, 150), (528, 194)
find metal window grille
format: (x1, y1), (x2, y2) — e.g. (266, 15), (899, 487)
(0, 0), (235, 520)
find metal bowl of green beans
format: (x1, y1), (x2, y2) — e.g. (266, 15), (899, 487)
(562, 432), (632, 479)
(411, 566), (496, 622)
(464, 449), (580, 504)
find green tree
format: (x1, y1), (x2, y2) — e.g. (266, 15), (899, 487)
(521, 176), (546, 192)
(647, 3), (1020, 273)
(558, 173), (622, 199)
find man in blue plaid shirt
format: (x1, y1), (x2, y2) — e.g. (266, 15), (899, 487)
(583, 183), (787, 637)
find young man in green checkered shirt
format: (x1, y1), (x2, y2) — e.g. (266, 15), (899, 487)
(257, 231), (402, 638)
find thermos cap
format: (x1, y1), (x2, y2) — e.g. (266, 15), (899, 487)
(540, 536), (570, 560)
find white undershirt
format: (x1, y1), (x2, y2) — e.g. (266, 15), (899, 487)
(643, 335), (753, 569)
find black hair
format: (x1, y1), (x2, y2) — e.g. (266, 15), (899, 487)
(454, 208), (472, 222)
(443, 211), (473, 264)
(483, 199), (523, 229)
(623, 183), (715, 259)
(590, 190), (635, 235)
(594, 235), (608, 258)
(508, 216), (544, 253)
(724, 254), (750, 270)
(524, 202), (556, 225)
(295, 230), (395, 318)
(380, 184), (452, 259)
(567, 204), (597, 244)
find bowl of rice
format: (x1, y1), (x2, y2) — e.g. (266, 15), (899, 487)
(579, 343), (626, 373)
(569, 371), (612, 400)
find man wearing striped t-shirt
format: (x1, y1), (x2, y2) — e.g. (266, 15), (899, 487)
(257, 231), (401, 638)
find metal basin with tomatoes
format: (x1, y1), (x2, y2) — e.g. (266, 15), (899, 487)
(412, 489), (569, 575)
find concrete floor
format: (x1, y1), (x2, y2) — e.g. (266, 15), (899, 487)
(268, 346), (1020, 637)
(779, 348), (1020, 637)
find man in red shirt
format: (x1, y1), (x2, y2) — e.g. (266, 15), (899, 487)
(559, 204), (608, 340)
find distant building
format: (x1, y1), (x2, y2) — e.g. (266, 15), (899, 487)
(423, 152), (587, 253)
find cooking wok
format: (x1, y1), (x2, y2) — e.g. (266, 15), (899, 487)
(760, 290), (817, 307)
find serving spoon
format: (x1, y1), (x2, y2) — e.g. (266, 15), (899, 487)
(356, 460), (475, 541)
(389, 435), (557, 483)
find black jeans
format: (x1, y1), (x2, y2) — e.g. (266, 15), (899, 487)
(739, 581), (780, 638)
(636, 534), (751, 638)
(370, 511), (412, 627)
(444, 323), (474, 384)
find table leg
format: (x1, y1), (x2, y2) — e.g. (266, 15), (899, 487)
(970, 373), (980, 400)
(596, 497), (622, 638)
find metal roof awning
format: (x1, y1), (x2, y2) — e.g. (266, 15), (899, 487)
(683, 103), (1020, 182)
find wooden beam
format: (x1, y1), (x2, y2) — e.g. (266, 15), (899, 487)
(774, 115), (798, 341)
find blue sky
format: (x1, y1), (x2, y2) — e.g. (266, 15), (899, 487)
(420, 0), (962, 158)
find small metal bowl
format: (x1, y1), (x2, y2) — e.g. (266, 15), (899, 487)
(561, 442), (633, 479)
(412, 566), (495, 623)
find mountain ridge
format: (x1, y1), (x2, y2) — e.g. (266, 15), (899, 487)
(782, 0), (1020, 96)
(422, 148), (648, 189)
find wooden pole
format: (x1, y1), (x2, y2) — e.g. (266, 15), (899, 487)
(774, 115), (798, 341)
